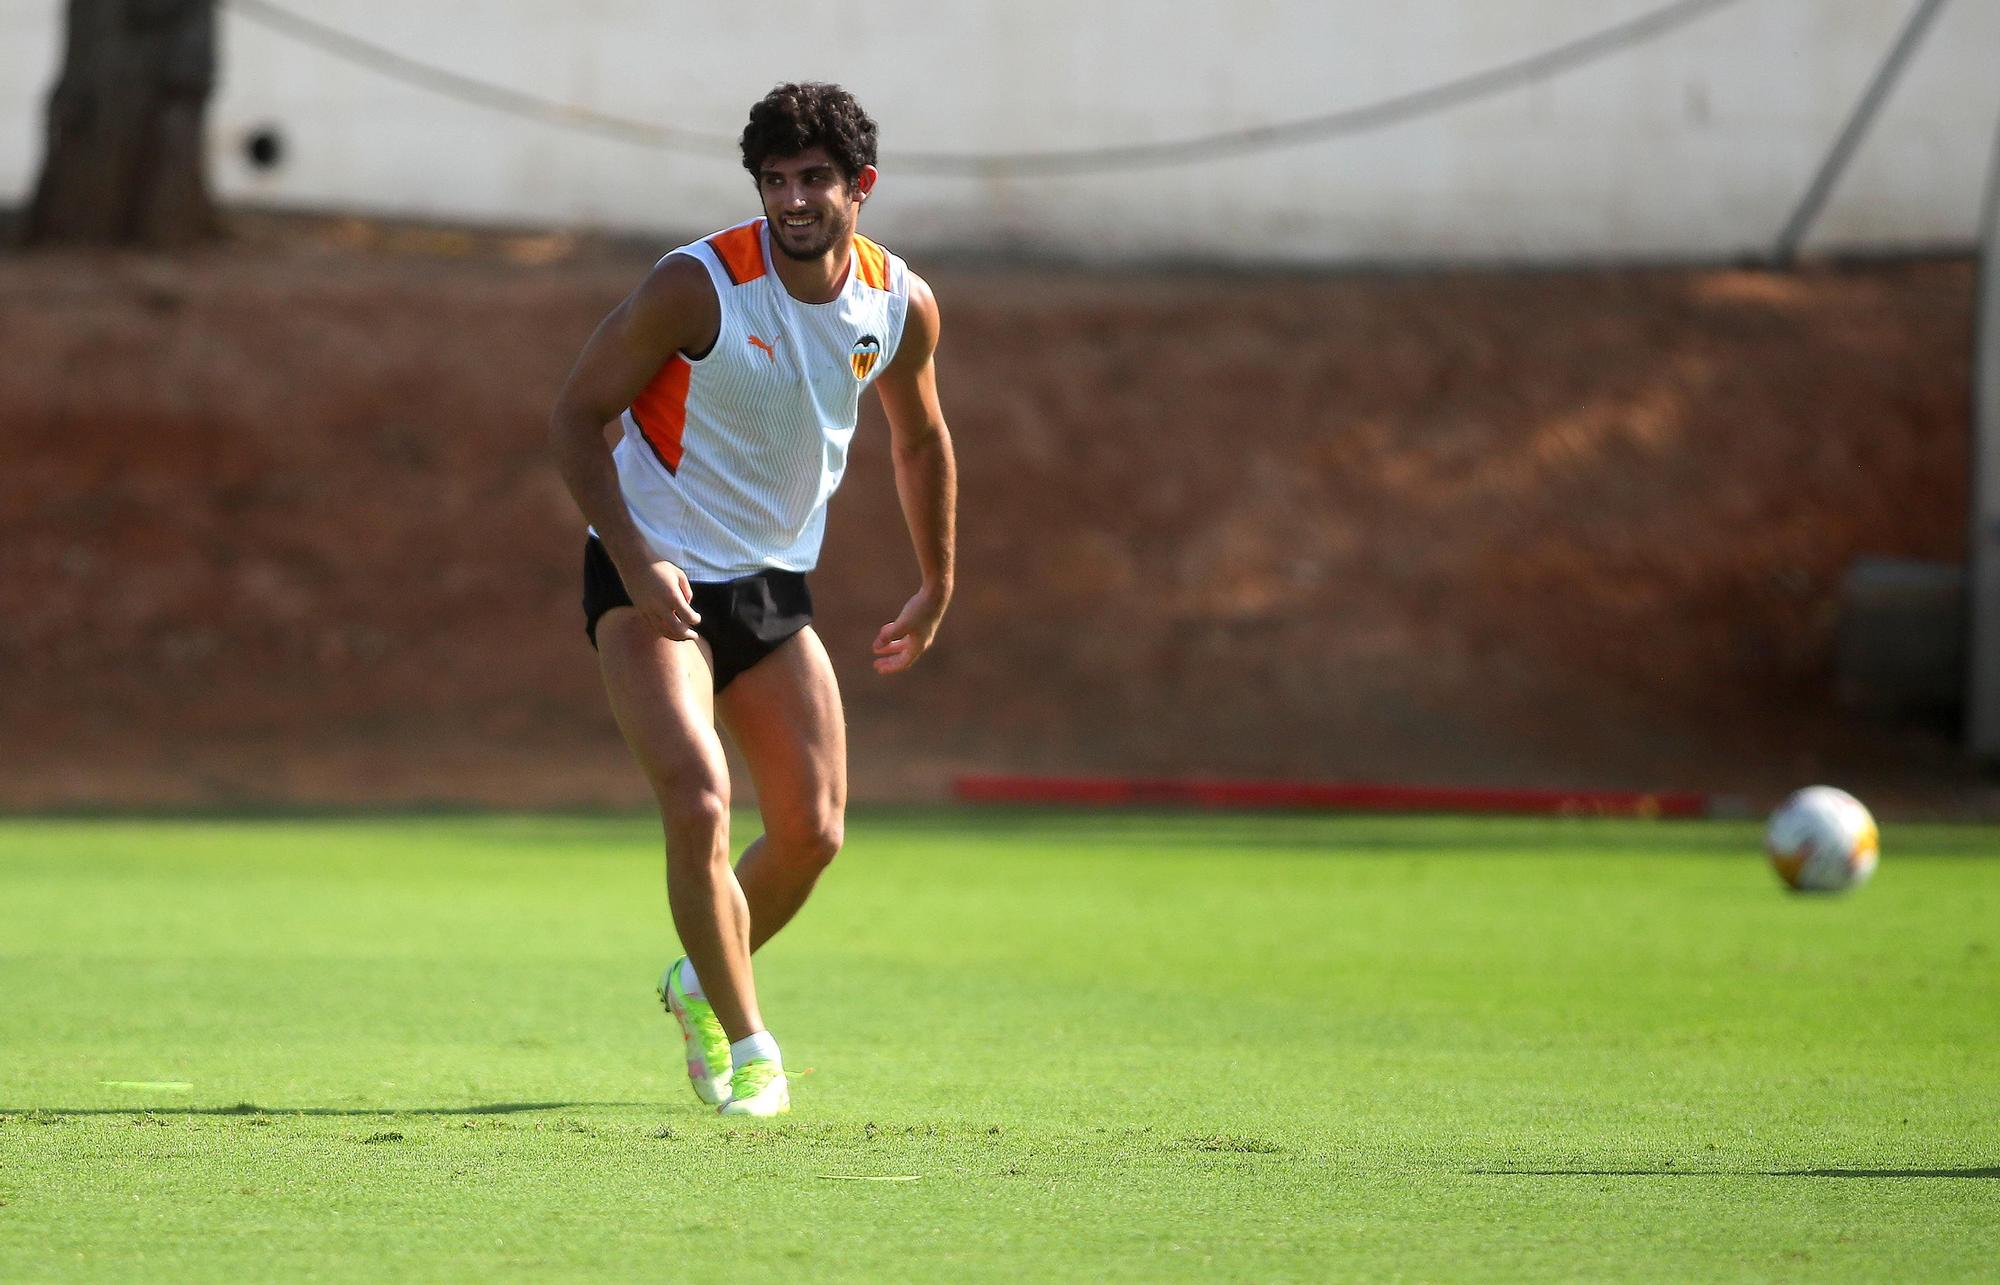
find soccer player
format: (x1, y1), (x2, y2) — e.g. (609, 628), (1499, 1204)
(549, 83), (955, 1116)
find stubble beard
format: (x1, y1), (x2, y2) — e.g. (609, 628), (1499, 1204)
(771, 205), (851, 262)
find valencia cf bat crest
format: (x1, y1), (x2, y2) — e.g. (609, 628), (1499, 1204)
(850, 334), (882, 380)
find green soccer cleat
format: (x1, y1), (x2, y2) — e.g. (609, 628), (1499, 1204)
(717, 1058), (790, 1117)
(659, 958), (730, 1106)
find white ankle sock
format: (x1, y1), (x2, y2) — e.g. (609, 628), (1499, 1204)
(677, 957), (705, 1000)
(730, 1030), (780, 1070)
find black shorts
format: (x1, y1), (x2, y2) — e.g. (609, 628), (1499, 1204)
(582, 536), (813, 693)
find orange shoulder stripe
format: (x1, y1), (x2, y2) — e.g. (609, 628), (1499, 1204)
(707, 222), (767, 286)
(852, 235), (890, 291)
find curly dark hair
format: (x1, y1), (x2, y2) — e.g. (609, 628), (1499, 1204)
(740, 82), (879, 184)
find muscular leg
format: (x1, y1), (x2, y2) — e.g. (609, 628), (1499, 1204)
(595, 607), (766, 1042)
(719, 627), (847, 952)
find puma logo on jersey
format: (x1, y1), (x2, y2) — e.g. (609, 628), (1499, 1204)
(747, 334), (778, 362)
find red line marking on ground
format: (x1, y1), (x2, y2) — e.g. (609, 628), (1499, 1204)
(952, 775), (1711, 818)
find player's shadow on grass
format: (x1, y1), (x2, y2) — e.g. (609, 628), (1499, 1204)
(1478, 1166), (2000, 1179)
(5, 1102), (641, 1118)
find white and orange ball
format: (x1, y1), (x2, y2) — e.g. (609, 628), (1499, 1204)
(1765, 786), (1879, 893)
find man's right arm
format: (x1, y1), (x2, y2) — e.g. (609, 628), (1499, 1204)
(549, 254), (720, 642)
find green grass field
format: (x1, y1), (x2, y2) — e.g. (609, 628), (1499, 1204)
(1, 811), (1995, 1281)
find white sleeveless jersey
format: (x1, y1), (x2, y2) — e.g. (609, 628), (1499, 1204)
(608, 217), (911, 581)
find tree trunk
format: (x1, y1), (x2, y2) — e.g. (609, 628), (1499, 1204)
(25, 0), (219, 248)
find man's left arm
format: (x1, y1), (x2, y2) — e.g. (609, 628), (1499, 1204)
(870, 272), (956, 675)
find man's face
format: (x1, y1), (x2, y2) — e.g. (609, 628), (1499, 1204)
(757, 146), (875, 262)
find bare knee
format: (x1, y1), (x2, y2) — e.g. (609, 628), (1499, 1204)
(770, 812), (842, 873)
(658, 782), (730, 858)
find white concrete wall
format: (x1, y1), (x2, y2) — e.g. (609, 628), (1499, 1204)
(5, 0), (1998, 264)
(1, 3), (60, 202)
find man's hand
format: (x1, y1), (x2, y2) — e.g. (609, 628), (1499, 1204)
(872, 586), (948, 675)
(626, 559), (703, 642)
(870, 274), (955, 679)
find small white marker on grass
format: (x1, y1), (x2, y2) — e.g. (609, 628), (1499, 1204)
(816, 1175), (921, 1182)
(99, 1081), (193, 1092)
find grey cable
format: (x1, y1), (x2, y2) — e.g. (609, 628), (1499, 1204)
(224, 0), (1748, 178)
(1771, 0), (1952, 264)
(898, 0), (1748, 175)
(225, 0), (736, 156)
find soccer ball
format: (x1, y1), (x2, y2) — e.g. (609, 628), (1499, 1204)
(1765, 786), (1879, 892)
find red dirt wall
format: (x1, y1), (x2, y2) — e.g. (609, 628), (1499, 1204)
(0, 216), (1984, 813)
